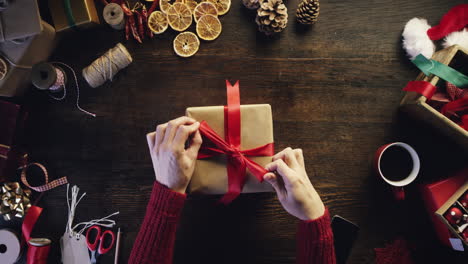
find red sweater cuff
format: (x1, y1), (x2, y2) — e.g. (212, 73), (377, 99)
(296, 208), (336, 264)
(149, 181), (187, 217)
(298, 209), (333, 241)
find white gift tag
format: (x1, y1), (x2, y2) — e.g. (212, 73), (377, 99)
(60, 185), (118, 264)
(60, 231), (91, 264)
(449, 238), (465, 252)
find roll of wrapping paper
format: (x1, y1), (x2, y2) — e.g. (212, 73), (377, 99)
(0, 229), (21, 264)
(27, 238), (51, 264)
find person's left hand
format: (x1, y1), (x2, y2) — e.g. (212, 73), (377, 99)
(146, 116), (202, 194)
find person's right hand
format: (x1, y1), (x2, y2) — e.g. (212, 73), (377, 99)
(146, 116), (202, 194)
(263, 148), (325, 221)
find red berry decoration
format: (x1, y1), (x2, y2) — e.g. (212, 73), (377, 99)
(445, 207), (463, 225)
(460, 192), (468, 208)
(463, 227), (468, 242)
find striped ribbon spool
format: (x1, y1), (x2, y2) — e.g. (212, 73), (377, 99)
(20, 163), (68, 193)
(31, 62), (96, 117)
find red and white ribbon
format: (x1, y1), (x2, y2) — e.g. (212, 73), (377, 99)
(20, 163), (68, 192)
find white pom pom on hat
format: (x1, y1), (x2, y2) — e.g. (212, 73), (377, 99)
(443, 28), (468, 49)
(402, 5), (468, 60)
(402, 18), (436, 60)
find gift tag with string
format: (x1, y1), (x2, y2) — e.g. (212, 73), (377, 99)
(60, 185), (119, 264)
(60, 231), (91, 264)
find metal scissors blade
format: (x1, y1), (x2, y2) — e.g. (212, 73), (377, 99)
(90, 250), (98, 264)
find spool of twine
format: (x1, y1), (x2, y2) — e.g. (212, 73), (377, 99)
(31, 62), (66, 93)
(31, 62), (96, 117)
(82, 43), (132, 88)
(103, 3), (125, 30)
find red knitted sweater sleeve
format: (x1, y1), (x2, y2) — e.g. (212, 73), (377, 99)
(129, 181), (335, 264)
(129, 181), (186, 264)
(297, 209), (336, 264)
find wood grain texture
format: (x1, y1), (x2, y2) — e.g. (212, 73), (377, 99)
(6, 0), (468, 263)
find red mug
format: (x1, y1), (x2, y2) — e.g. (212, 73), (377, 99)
(374, 142), (420, 201)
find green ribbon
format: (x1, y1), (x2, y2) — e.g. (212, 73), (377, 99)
(62, 0), (76, 28)
(412, 54), (468, 88)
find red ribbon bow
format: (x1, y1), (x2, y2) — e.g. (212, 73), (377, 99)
(197, 81), (274, 204)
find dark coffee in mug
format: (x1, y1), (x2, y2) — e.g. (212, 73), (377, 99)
(379, 146), (413, 182)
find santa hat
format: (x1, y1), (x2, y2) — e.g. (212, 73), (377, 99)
(402, 4), (468, 60)
(427, 4), (468, 40)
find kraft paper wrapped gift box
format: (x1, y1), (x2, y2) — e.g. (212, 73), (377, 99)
(49, 0), (100, 32)
(400, 45), (468, 150)
(0, 21), (56, 97)
(0, 0), (42, 42)
(186, 104), (274, 195)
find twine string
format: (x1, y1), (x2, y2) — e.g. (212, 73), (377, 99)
(82, 43), (132, 88)
(50, 62), (96, 117)
(65, 185), (119, 239)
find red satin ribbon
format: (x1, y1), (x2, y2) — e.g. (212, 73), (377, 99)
(403, 81), (436, 99)
(27, 244), (51, 264)
(197, 80), (274, 204)
(403, 81), (468, 130)
(22, 205), (42, 243)
(22, 201), (52, 264)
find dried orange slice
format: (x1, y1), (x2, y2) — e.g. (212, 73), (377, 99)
(193, 2), (218, 22)
(173, 32), (200, 57)
(207, 0), (230, 15)
(148, 11), (168, 34)
(196, 14), (222, 41)
(183, 0), (198, 13)
(160, 0), (183, 14)
(167, 2), (193, 31)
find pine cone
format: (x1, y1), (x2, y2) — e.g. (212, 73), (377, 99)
(296, 0), (319, 25)
(242, 0), (260, 10)
(255, 0), (288, 35)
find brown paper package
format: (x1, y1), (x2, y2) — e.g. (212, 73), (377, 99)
(186, 104), (274, 195)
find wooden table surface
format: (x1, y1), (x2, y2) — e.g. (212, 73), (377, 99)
(4, 0), (468, 263)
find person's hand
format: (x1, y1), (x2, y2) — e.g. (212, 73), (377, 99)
(263, 148), (325, 221)
(146, 116), (202, 194)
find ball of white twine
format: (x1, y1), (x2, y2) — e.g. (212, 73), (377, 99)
(82, 43), (132, 88)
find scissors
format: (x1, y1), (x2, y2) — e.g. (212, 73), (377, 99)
(86, 225), (116, 264)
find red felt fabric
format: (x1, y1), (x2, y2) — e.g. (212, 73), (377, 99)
(129, 181), (336, 264)
(0, 100), (20, 181)
(375, 238), (414, 264)
(427, 4), (468, 40)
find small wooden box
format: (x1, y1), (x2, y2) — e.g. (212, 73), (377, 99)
(435, 181), (468, 248)
(400, 45), (468, 150)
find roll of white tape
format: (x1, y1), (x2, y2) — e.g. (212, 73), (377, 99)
(103, 3), (125, 30)
(0, 229), (21, 264)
